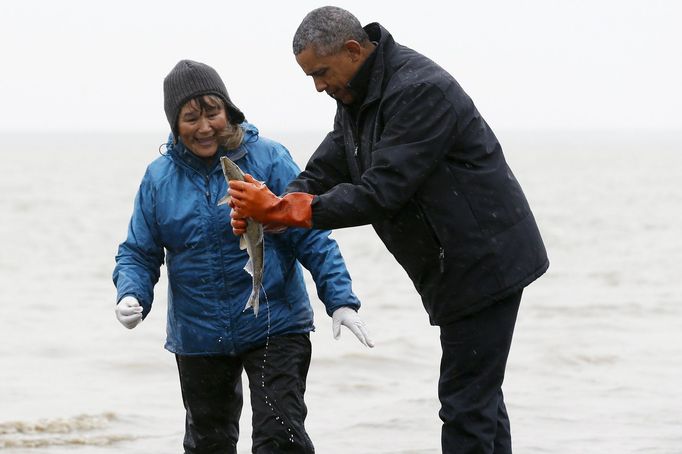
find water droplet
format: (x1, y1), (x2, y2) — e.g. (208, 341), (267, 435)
(254, 291), (299, 439)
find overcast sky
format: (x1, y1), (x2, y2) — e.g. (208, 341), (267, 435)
(1, 0), (680, 134)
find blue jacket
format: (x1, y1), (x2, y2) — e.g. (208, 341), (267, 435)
(113, 123), (360, 355)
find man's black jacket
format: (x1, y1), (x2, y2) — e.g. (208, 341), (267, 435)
(287, 23), (549, 325)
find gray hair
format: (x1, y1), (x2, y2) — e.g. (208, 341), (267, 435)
(200, 95), (244, 150)
(292, 6), (369, 56)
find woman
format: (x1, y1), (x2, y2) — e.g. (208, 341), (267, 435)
(113, 59), (372, 454)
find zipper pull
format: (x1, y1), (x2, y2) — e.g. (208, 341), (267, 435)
(354, 144), (358, 156)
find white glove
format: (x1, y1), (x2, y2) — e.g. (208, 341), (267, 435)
(115, 296), (143, 329)
(332, 307), (374, 348)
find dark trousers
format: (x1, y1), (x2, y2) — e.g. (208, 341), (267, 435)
(438, 291), (522, 454)
(176, 334), (315, 454)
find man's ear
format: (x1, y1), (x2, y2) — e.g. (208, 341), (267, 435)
(343, 40), (363, 62)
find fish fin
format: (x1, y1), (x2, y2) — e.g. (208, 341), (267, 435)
(239, 235), (248, 251)
(243, 289), (260, 317)
(243, 257), (254, 276)
(217, 194), (231, 206)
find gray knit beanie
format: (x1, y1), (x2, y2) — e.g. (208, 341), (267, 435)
(163, 60), (245, 138)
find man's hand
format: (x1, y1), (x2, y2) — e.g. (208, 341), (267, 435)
(115, 296), (143, 329)
(228, 174), (314, 229)
(228, 174), (280, 222)
(332, 307), (374, 348)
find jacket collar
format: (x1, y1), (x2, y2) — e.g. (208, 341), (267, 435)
(358, 22), (393, 108)
(346, 42), (377, 108)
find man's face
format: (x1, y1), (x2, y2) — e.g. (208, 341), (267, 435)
(296, 44), (362, 105)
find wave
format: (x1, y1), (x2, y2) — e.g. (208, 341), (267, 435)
(0, 413), (134, 449)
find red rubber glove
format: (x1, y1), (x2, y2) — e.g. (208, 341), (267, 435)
(228, 174), (313, 229)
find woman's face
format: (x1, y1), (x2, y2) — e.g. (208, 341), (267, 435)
(177, 96), (228, 159)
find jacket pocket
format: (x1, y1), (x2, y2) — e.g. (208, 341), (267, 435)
(374, 201), (442, 291)
(414, 202), (445, 274)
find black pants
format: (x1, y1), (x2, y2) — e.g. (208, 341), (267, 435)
(438, 291), (522, 454)
(176, 334), (315, 454)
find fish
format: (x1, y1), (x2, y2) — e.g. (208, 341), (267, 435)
(217, 156), (264, 317)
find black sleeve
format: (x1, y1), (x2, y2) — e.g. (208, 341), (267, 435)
(285, 111), (352, 196)
(311, 83), (457, 229)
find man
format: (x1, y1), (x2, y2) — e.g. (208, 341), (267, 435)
(229, 6), (549, 453)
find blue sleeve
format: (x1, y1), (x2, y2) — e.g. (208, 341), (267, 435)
(289, 228), (361, 316)
(112, 169), (165, 317)
(262, 142), (304, 196)
(266, 143), (361, 316)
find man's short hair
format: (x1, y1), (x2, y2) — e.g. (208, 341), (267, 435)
(292, 6), (369, 56)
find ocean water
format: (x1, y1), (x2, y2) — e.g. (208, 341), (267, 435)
(0, 130), (680, 453)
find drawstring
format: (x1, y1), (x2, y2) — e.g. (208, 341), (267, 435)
(158, 140), (174, 156)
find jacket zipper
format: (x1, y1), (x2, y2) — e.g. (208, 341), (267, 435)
(350, 123), (360, 158)
(204, 174), (211, 203)
(438, 248), (445, 274)
(170, 153), (217, 204)
(350, 105), (365, 158)
(170, 151), (236, 347)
